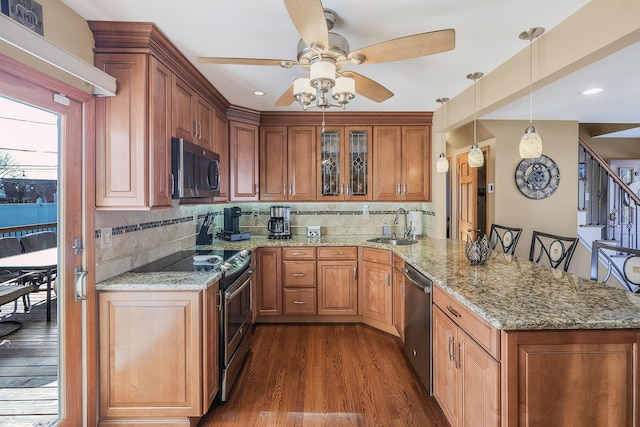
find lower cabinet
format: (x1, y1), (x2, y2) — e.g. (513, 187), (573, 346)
(359, 247), (394, 326)
(433, 306), (500, 427)
(282, 247), (317, 315)
(254, 247), (282, 316)
(98, 286), (218, 426)
(392, 254), (405, 340)
(317, 246), (358, 315)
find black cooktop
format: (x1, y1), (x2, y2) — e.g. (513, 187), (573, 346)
(132, 249), (244, 274)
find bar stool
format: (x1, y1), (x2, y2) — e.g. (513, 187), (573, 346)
(529, 231), (578, 272)
(591, 241), (640, 292)
(488, 224), (522, 255)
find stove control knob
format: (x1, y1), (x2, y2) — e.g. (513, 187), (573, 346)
(219, 263), (232, 272)
(239, 250), (249, 258)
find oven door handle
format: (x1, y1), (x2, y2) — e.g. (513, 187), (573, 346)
(225, 268), (254, 299)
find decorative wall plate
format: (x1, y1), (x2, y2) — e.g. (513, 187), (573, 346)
(515, 155), (560, 199)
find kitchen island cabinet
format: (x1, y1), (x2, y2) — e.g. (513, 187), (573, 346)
(97, 283), (219, 426)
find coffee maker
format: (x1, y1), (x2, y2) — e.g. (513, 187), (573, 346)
(268, 206), (291, 239)
(216, 207), (251, 241)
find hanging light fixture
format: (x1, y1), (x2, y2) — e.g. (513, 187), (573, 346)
(519, 27), (545, 159)
(435, 97), (450, 173)
(467, 72), (484, 168)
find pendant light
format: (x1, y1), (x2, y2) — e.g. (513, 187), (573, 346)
(436, 97), (450, 173)
(467, 72), (484, 168)
(519, 27), (545, 159)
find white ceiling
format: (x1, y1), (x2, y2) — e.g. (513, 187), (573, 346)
(60, 0), (638, 135)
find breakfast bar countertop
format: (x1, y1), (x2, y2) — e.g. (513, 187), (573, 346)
(197, 235), (640, 331)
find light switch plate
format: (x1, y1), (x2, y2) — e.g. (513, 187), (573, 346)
(101, 228), (112, 249)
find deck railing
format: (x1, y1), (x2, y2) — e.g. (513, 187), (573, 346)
(0, 222), (58, 239)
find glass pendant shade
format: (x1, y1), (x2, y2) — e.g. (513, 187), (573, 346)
(519, 125), (543, 158)
(436, 152), (449, 173)
(468, 144), (484, 167)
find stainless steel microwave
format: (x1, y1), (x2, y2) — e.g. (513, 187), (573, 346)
(171, 137), (220, 199)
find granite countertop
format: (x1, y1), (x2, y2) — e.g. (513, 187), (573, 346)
(98, 235), (640, 331)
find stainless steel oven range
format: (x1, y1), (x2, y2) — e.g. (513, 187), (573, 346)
(132, 248), (253, 402)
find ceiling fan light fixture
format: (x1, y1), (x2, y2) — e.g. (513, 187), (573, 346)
(519, 27), (545, 159)
(310, 60), (336, 92)
(293, 77), (316, 107)
(332, 76), (355, 106)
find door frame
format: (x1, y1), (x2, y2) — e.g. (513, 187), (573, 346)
(0, 54), (97, 426)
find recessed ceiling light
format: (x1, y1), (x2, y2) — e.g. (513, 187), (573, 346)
(253, 91), (265, 96)
(581, 88), (603, 95)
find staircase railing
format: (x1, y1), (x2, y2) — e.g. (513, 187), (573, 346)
(579, 137), (640, 249)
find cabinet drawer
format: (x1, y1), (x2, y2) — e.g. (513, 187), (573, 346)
(360, 247), (392, 264)
(433, 284), (500, 360)
(283, 261), (316, 287)
(283, 288), (317, 315)
(393, 253), (405, 270)
(283, 247), (316, 260)
(317, 246), (357, 260)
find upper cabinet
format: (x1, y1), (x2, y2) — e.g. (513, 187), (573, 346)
(172, 76), (213, 149)
(318, 126), (372, 201)
(89, 21), (231, 210)
(260, 126), (316, 201)
(94, 53), (173, 210)
(373, 125), (431, 201)
(212, 110), (229, 202)
(230, 120), (259, 201)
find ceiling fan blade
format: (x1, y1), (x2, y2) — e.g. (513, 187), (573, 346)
(196, 57), (296, 67)
(341, 71), (393, 103)
(275, 84), (296, 106)
(349, 29), (455, 64)
(283, 0), (329, 49)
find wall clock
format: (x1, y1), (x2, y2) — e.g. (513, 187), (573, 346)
(514, 155), (560, 200)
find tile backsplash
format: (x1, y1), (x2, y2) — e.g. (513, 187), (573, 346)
(95, 201), (436, 281)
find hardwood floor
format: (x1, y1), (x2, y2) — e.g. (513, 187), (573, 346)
(0, 293), (58, 427)
(201, 324), (450, 427)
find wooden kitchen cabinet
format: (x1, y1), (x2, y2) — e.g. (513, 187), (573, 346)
(94, 53), (173, 209)
(502, 329), (639, 427)
(260, 125), (316, 201)
(254, 247), (282, 316)
(317, 246), (358, 315)
(392, 254), (405, 340)
(433, 287), (500, 427)
(98, 287), (218, 425)
(317, 126), (372, 201)
(212, 110), (229, 202)
(373, 125), (431, 201)
(359, 247), (393, 326)
(282, 247), (317, 315)
(230, 120), (259, 201)
(172, 75), (213, 149)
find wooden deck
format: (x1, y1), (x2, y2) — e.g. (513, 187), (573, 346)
(0, 292), (58, 427)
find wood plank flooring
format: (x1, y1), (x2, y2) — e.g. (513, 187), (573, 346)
(200, 324), (450, 427)
(0, 293), (58, 427)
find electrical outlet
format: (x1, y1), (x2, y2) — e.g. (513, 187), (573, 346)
(363, 204), (370, 219)
(101, 228), (112, 249)
(193, 212), (198, 225)
(252, 207), (259, 221)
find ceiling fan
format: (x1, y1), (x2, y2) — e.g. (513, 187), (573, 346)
(196, 0), (455, 108)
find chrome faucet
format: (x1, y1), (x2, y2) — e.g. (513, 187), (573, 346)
(394, 208), (412, 239)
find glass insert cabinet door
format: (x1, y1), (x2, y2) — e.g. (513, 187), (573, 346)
(318, 126), (372, 200)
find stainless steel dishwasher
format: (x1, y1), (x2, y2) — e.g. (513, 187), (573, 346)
(402, 262), (433, 394)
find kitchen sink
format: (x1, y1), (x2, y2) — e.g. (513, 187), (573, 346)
(366, 237), (418, 246)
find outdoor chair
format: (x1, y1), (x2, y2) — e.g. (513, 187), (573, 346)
(20, 231), (57, 252)
(529, 230), (578, 272)
(0, 236), (33, 313)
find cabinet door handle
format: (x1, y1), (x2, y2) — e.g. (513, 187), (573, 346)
(448, 336), (454, 361)
(292, 273), (306, 277)
(386, 272), (390, 286)
(293, 301), (306, 305)
(255, 184), (259, 194)
(397, 183), (401, 195)
(289, 184), (293, 196)
(283, 184), (287, 196)
(330, 251), (345, 255)
(193, 120), (197, 136)
(291, 252), (306, 256)
(446, 305), (461, 318)
(404, 183), (407, 195)
(455, 342), (462, 369)
(353, 267), (357, 280)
